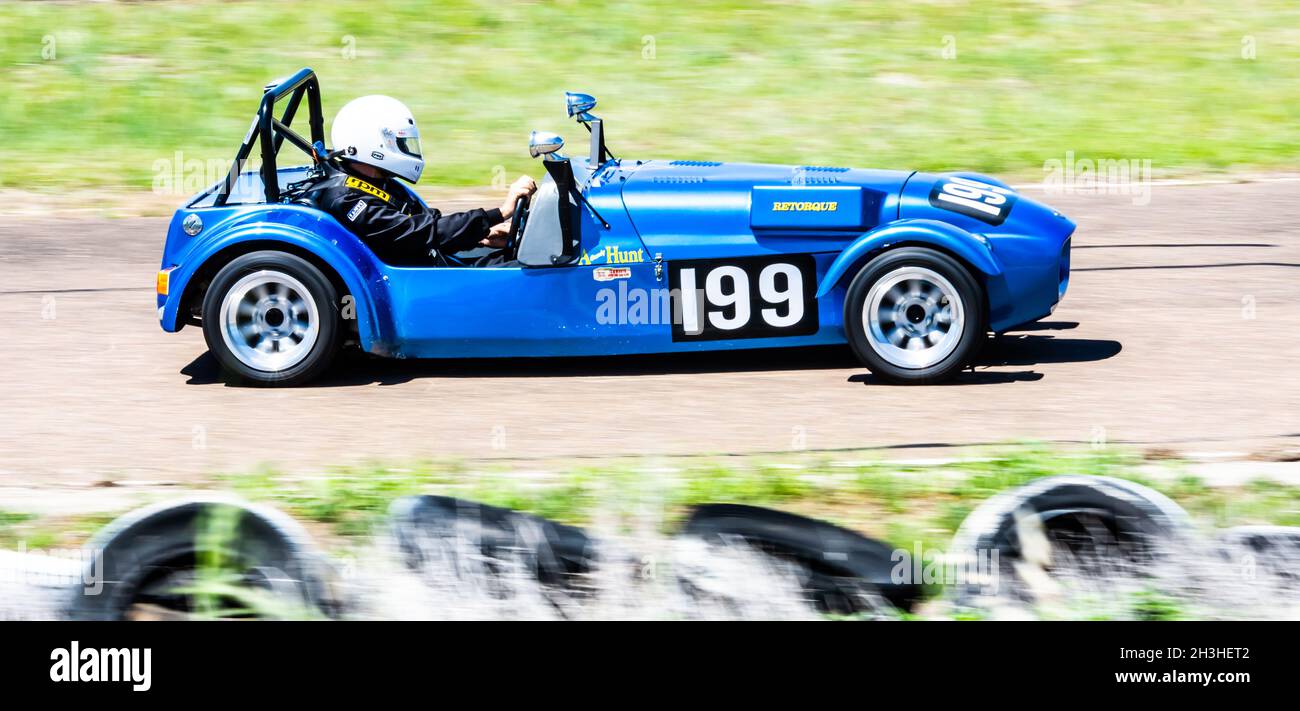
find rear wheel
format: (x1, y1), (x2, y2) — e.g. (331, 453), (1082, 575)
(201, 251), (340, 386)
(844, 247), (985, 383)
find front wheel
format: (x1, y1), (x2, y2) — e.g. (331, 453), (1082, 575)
(844, 247), (985, 384)
(201, 251), (340, 386)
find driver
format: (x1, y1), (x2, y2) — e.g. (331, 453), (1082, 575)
(306, 95), (536, 266)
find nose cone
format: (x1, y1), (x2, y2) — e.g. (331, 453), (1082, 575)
(901, 172), (1075, 243)
(1004, 192), (1076, 243)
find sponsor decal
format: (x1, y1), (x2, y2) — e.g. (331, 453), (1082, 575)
(346, 201), (367, 222)
(771, 201), (839, 212)
(593, 267), (632, 282)
(579, 244), (645, 265)
(344, 176), (390, 202)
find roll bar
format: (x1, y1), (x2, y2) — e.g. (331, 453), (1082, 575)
(214, 67), (325, 206)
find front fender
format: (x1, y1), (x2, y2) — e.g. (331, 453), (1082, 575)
(815, 218), (1001, 298)
(161, 208), (397, 355)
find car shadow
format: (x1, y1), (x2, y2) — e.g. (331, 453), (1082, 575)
(848, 370), (1046, 386)
(847, 325), (1121, 387)
(182, 327), (1120, 388)
(181, 345), (860, 387)
(180, 352), (225, 385)
(999, 320), (1079, 332)
(978, 332), (1122, 368)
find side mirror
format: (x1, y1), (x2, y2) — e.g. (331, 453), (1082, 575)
(565, 92), (598, 121)
(564, 91), (607, 166)
(528, 130), (565, 160)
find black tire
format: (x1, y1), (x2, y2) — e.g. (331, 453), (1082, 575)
(201, 250), (340, 386)
(678, 503), (923, 614)
(389, 495), (596, 588)
(65, 500), (337, 620)
(950, 475), (1192, 603)
(843, 247), (985, 384)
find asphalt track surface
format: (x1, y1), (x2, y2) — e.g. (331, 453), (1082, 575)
(1, 181), (1298, 484)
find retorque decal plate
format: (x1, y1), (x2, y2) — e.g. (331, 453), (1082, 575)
(669, 254), (819, 342)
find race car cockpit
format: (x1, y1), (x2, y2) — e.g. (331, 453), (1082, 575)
(187, 68), (589, 268)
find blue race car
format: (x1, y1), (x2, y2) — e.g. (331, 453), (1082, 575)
(157, 69), (1074, 386)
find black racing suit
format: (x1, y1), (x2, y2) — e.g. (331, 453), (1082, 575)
(303, 166), (505, 266)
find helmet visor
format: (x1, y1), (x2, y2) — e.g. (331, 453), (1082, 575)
(396, 136), (422, 158)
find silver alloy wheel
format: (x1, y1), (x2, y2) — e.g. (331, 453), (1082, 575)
(219, 270), (320, 373)
(863, 266), (966, 369)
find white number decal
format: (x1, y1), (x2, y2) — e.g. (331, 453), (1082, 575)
(934, 176), (1013, 218)
(758, 262), (803, 328)
(705, 265), (751, 330)
(676, 261), (808, 336)
(678, 267), (701, 335)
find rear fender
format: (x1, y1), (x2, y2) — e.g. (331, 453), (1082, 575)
(164, 217), (396, 354)
(815, 218), (1001, 299)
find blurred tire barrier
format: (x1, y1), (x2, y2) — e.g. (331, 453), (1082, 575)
(3, 475), (1262, 620)
(677, 503), (923, 614)
(1217, 526), (1300, 588)
(950, 475), (1193, 603)
(0, 548), (85, 620)
(389, 495), (597, 596)
(66, 499), (340, 620)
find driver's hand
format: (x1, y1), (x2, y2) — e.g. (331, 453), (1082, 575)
(499, 175), (538, 218)
(480, 221), (510, 249)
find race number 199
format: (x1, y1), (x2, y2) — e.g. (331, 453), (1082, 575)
(928, 176), (1017, 225)
(669, 254), (819, 341)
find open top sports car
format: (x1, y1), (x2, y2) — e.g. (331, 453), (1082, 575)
(157, 68), (1074, 385)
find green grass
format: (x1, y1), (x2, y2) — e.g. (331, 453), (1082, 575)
(173, 504), (325, 619)
(2, 1), (1298, 194)
(207, 446), (1300, 557)
(0, 509), (116, 550)
(1176, 476), (1300, 529)
(5, 446), (1296, 556)
(0, 510), (38, 548)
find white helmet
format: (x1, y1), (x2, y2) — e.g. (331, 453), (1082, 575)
(330, 95), (424, 183)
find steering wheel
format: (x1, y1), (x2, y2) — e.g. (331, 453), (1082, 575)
(506, 194), (530, 258)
